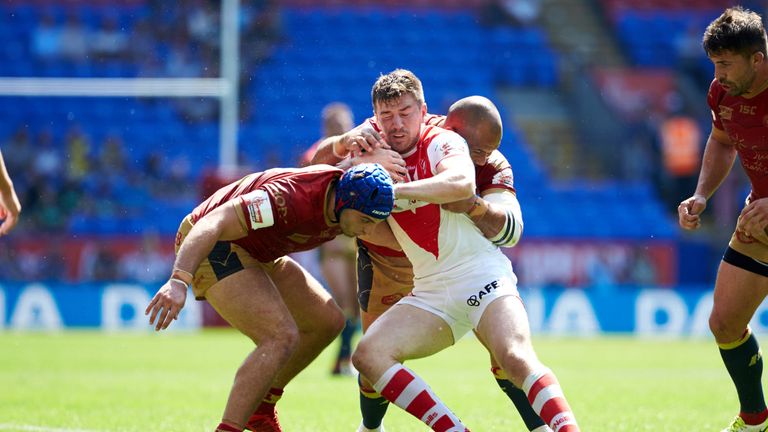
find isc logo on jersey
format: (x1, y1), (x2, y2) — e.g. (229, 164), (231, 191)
(242, 189), (275, 230)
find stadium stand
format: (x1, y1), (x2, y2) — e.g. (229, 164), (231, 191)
(0, 1), (681, 286)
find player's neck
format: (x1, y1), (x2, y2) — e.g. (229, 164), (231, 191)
(745, 67), (768, 98)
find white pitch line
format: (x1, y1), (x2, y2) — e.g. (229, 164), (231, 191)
(0, 424), (105, 432)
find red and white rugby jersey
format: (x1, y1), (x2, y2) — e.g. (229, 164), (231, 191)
(708, 78), (768, 200)
(357, 113), (446, 259)
(190, 165), (343, 263)
(388, 125), (504, 282)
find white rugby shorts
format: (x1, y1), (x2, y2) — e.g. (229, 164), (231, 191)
(397, 259), (520, 341)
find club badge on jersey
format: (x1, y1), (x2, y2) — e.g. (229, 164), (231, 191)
(242, 189), (275, 230)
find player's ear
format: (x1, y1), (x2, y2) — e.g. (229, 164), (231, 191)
(752, 50), (765, 67)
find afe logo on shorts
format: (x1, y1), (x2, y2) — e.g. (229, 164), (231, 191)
(466, 280), (500, 307)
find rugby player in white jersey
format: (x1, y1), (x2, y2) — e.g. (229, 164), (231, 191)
(349, 69), (580, 432)
(312, 95), (551, 432)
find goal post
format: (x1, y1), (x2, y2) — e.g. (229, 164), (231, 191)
(0, 0), (241, 172)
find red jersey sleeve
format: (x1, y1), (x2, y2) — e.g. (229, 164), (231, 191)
(707, 79), (726, 131)
(476, 150), (516, 195)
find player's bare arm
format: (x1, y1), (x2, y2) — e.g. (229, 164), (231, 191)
(393, 155), (475, 204)
(311, 121), (387, 165)
(443, 188), (523, 247)
(678, 126), (736, 230)
(0, 150), (21, 236)
(146, 203), (248, 331)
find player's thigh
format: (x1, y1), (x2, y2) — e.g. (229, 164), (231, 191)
(205, 267), (294, 344)
(712, 260), (768, 330)
(360, 303), (454, 361)
(475, 295), (536, 362)
(268, 255), (342, 330)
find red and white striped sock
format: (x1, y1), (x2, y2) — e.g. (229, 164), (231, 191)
(374, 363), (469, 432)
(522, 369), (579, 432)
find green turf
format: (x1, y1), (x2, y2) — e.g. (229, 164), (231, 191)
(0, 330), (748, 431)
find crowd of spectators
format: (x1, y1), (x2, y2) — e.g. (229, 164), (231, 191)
(0, 1), (284, 283)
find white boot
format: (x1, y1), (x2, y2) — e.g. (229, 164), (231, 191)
(357, 421), (386, 432)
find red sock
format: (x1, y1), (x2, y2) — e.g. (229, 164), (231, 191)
(523, 369), (579, 432)
(246, 387), (284, 430)
(215, 422), (241, 432)
(253, 387), (283, 416)
(374, 363), (466, 432)
(741, 409), (768, 425)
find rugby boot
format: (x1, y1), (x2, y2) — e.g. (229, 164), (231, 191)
(245, 406), (282, 432)
(722, 416), (768, 432)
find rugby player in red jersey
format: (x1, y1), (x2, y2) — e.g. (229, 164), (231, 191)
(313, 95), (550, 432)
(145, 163), (395, 432)
(678, 7), (768, 432)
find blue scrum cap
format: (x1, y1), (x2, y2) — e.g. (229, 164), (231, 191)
(335, 163), (395, 220)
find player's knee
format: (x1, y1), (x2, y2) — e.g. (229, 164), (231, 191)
(321, 304), (346, 339)
(495, 351), (532, 384)
(708, 310), (742, 342)
(351, 338), (377, 374)
(257, 324), (300, 364)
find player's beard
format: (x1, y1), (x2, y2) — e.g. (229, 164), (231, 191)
(723, 69), (757, 96)
(387, 128), (416, 153)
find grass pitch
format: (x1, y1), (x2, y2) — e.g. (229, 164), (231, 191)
(0, 330), (745, 431)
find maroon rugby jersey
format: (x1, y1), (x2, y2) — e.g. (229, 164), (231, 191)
(708, 79), (768, 199)
(190, 165), (343, 262)
(477, 150), (516, 195)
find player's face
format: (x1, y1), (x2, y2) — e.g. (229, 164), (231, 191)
(710, 50), (761, 96)
(467, 138), (498, 166)
(339, 209), (383, 237)
(374, 94), (426, 154)
(444, 121), (499, 166)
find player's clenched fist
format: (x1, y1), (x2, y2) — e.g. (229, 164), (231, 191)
(678, 194), (707, 230)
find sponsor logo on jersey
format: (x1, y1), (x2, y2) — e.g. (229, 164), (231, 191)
(272, 189), (289, 223)
(740, 104), (757, 115)
(719, 105), (733, 120)
(242, 189), (275, 230)
(466, 279), (501, 307)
